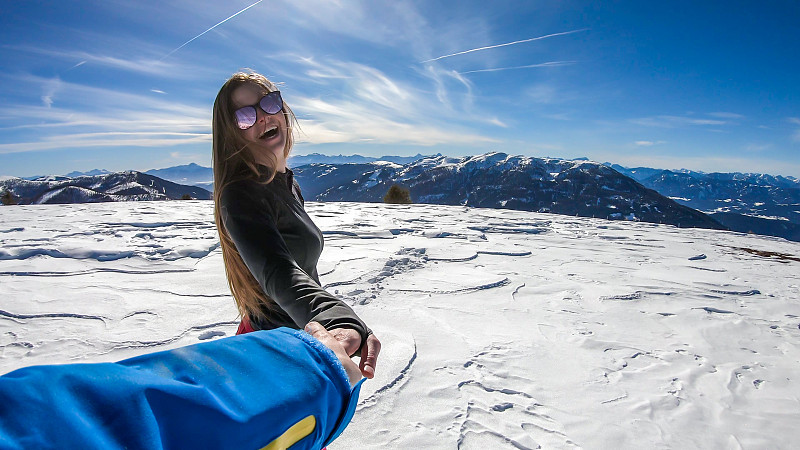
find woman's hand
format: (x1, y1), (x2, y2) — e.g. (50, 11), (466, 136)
(304, 322), (362, 387)
(328, 327), (382, 379)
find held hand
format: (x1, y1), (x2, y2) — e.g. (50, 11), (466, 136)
(328, 327), (362, 357)
(329, 327), (382, 379)
(359, 333), (381, 379)
(304, 322), (361, 387)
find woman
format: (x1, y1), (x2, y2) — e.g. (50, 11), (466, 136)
(212, 71), (380, 378)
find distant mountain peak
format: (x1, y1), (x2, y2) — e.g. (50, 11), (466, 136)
(64, 169), (111, 178)
(0, 171), (210, 205)
(289, 153), (437, 167)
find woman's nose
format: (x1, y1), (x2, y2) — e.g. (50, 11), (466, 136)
(255, 106), (266, 123)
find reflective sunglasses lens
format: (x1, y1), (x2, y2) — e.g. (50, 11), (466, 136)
(260, 92), (283, 115)
(235, 106), (257, 130)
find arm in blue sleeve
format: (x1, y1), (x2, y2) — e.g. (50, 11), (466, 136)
(0, 328), (364, 450)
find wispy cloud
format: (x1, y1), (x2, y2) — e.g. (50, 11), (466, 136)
(458, 61), (575, 75)
(170, 151), (195, 159)
(690, 119), (727, 125)
(293, 58), (416, 117)
(635, 140), (666, 147)
(280, 58), (497, 146)
(631, 111), (747, 129)
(418, 64), (474, 112)
(421, 29), (588, 63)
(41, 77), (61, 108)
(291, 93), (497, 146)
(271, 0), (438, 58)
(789, 117), (800, 142)
(0, 134), (210, 154)
(0, 74), (209, 154)
(542, 113), (571, 121)
(489, 118), (508, 128)
(745, 143), (770, 151)
(8, 45), (195, 78)
(524, 83), (561, 105)
(292, 95), (497, 146)
(708, 112), (745, 119)
(161, 0), (264, 60)
(630, 115), (729, 128)
(299, 56), (475, 117)
(294, 113), (497, 146)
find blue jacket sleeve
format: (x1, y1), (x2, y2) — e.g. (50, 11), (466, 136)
(0, 328), (364, 450)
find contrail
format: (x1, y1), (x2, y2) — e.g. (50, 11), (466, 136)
(161, 0), (264, 61)
(67, 60), (87, 71)
(458, 61), (576, 75)
(421, 29), (588, 63)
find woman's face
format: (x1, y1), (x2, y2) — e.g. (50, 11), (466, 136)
(230, 82), (288, 169)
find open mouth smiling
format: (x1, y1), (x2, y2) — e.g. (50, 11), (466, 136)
(259, 126), (279, 140)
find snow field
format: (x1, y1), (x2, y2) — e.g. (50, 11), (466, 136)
(1, 201), (799, 448)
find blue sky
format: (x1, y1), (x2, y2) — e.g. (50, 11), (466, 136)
(1, 0), (798, 177)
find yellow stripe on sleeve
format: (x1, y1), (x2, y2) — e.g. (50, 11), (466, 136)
(259, 415), (317, 450)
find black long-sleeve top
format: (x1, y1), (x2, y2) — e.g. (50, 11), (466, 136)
(219, 168), (370, 344)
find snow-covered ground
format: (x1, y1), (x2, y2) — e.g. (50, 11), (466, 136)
(1, 201), (799, 449)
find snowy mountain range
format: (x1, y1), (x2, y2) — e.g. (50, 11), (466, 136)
(0, 171), (210, 204)
(130, 156), (433, 191)
(609, 164), (800, 241)
(293, 153), (725, 230)
(5, 152), (800, 241)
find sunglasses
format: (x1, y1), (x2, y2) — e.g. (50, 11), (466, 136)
(234, 91), (283, 130)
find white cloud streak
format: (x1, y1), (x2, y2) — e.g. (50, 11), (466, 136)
(161, 0), (264, 60)
(68, 61), (87, 70)
(0, 134), (210, 154)
(458, 61), (575, 75)
(708, 112), (745, 119)
(542, 113), (571, 121)
(489, 118), (508, 128)
(630, 115), (729, 128)
(635, 140), (666, 147)
(421, 29), (588, 63)
(8, 45), (198, 78)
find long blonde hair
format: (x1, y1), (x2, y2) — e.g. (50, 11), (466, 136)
(212, 71), (297, 324)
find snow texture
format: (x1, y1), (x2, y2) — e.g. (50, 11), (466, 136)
(1, 201), (799, 449)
